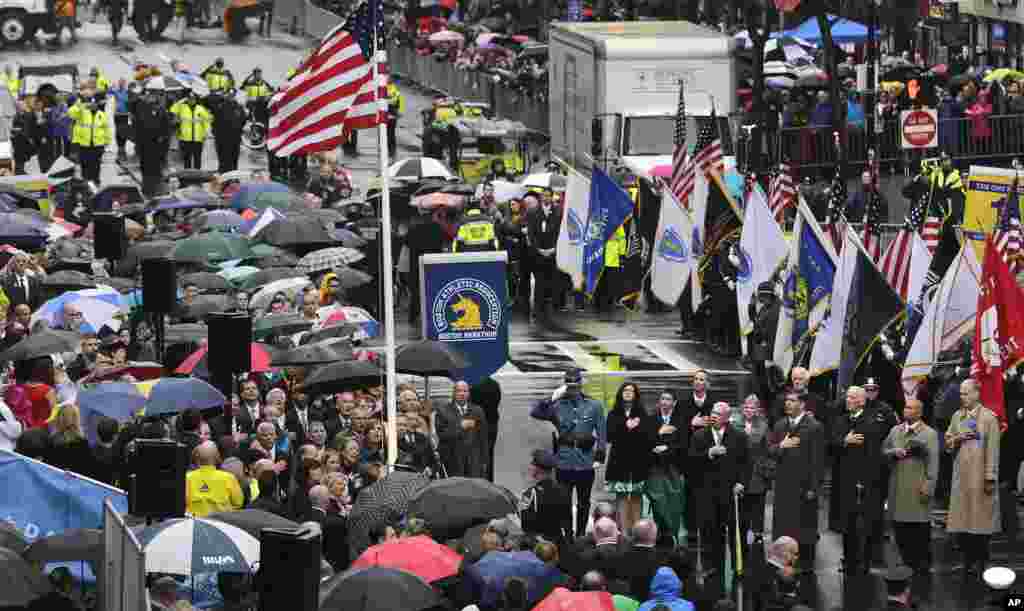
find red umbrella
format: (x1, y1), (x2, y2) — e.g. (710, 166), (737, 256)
(80, 361), (165, 383)
(175, 343), (274, 374)
(350, 535), (463, 583)
(532, 588), (615, 611)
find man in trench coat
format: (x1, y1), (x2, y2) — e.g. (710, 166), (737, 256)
(435, 380), (489, 478)
(767, 389), (825, 574)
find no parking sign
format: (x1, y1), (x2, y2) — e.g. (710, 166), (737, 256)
(900, 108), (938, 150)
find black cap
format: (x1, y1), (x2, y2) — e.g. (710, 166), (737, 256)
(564, 368), (583, 385)
(884, 566), (914, 595)
(364, 450), (385, 465)
(530, 449), (557, 471)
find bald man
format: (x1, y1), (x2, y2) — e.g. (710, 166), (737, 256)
(185, 441), (244, 517)
(575, 517), (626, 581)
(769, 368), (826, 426)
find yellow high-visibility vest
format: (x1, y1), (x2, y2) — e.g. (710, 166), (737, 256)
(170, 101), (213, 142)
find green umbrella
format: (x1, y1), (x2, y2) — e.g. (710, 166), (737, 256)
(248, 243), (293, 258)
(218, 266), (261, 284)
(170, 233), (255, 263)
(250, 191), (302, 211)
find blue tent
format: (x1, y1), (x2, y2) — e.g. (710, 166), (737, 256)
(784, 14), (868, 45)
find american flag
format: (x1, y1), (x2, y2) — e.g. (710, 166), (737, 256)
(921, 189), (943, 254)
(669, 79), (689, 205)
(768, 162), (796, 224)
(693, 114), (724, 177)
(822, 170), (847, 253)
(994, 177), (1022, 273)
(861, 190), (883, 261)
(879, 191), (927, 301)
(267, 0), (387, 157)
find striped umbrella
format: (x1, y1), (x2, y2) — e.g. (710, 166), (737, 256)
(137, 518), (260, 577)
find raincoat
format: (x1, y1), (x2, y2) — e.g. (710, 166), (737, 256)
(637, 567), (695, 611)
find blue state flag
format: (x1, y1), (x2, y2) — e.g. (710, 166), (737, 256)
(0, 449), (128, 542)
(583, 167), (636, 296)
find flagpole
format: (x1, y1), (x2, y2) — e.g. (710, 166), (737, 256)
(372, 13), (399, 470)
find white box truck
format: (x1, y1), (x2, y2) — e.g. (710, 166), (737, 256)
(548, 21), (737, 178)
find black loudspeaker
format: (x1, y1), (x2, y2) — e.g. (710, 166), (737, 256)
(258, 528), (321, 611)
(93, 214), (126, 260)
(142, 258), (178, 314)
(129, 440), (187, 519)
(207, 313), (253, 374)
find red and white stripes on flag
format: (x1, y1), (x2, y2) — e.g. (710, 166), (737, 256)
(880, 226), (913, 300)
(994, 213), (1023, 273)
(267, 23), (386, 157)
(674, 157), (695, 208)
(921, 213), (942, 254)
(768, 163), (796, 223)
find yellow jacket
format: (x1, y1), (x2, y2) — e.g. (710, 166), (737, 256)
(67, 102), (111, 147)
(93, 75), (111, 93)
(170, 100), (213, 142)
(243, 77), (272, 99)
(4, 77), (20, 98)
(605, 225), (626, 268)
(387, 83), (405, 115)
(186, 465), (244, 517)
(453, 209), (498, 252)
(929, 166), (964, 193)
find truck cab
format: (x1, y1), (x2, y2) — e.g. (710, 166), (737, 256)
(0, 0), (56, 46)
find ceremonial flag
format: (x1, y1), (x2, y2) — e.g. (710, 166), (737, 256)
(688, 156), (710, 312)
(837, 234), (904, 391)
(619, 217), (645, 309)
(861, 190), (883, 261)
(880, 190), (929, 300)
(993, 175), (1022, 274)
(651, 189), (695, 306)
(902, 239), (982, 391)
(583, 167), (635, 296)
(922, 191), (943, 254)
(809, 224), (858, 376)
(737, 182), (788, 337)
(821, 170), (847, 253)
(768, 162), (796, 224)
(669, 79), (689, 204)
(693, 115), (724, 178)
(267, 0), (386, 156)
(972, 235), (1024, 427)
(557, 167), (590, 289)
(774, 196), (839, 375)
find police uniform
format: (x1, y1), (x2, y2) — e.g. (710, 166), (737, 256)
(169, 96), (213, 170)
(201, 63), (235, 93)
(520, 450), (573, 544)
(130, 92), (172, 196)
(453, 207), (499, 252)
(242, 72), (272, 125)
(68, 97), (111, 183)
(386, 82), (404, 157)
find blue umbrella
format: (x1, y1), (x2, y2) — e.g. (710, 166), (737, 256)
(780, 14), (868, 45)
(78, 383), (146, 419)
(151, 196), (218, 212)
(146, 378), (226, 416)
(229, 182), (289, 210)
(464, 551), (565, 608)
(198, 209), (244, 232)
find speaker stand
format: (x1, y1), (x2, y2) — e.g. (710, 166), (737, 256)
(152, 312), (166, 365)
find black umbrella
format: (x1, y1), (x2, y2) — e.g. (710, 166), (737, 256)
(179, 271), (232, 292)
(22, 528), (103, 564)
(41, 270), (96, 290)
(206, 509), (300, 539)
(299, 323), (363, 345)
(334, 267), (373, 289)
(236, 267), (307, 292)
(303, 360), (383, 394)
(241, 253), (300, 268)
(178, 295), (232, 320)
(0, 329), (81, 361)
(948, 72), (975, 92)
(252, 314), (315, 340)
(97, 276), (137, 293)
(164, 323), (208, 344)
(258, 217), (335, 248)
(0, 547), (53, 607)
(438, 182), (476, 196)
(271, 339), (354, 366)
(394, 340), (471, 378)
(348, 472), (432, 559)
(319, 567), (442, 611)
(880, 65), (921, 82)
(330, 228), (368, 248)
(406, 477), (517, 541)
(0, 521), (28, 553)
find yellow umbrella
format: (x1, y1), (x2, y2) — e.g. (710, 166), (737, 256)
(983, 68), (1024, 82)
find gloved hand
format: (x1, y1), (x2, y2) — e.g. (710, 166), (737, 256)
(551, 385), (566, 402)
(733, 483), (744, 496)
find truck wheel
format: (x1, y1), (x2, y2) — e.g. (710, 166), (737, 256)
(0, 10), (30, 46)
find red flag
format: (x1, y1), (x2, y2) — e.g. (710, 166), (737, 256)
(972, 236), (1024, 427)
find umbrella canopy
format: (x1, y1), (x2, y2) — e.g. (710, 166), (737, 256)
(205, 509), (299, 539)
(764, 36), (817, 64)
(347, 471), (432, 560)
(271, 339), (353, 366)
(406, 477), (517, 540)
(394, 340), (471, 378)
(520, 172), (567, 191)
(145, 75), (185, 91)
(248, 277), (313, 312)
(299, 322), (363, 345)
(137, 518), (260, 577)
(78, 382), (148, 420)
(784, 14), (868, 45)
(165, 323), (210, 344)
(196, 209), (245, 231)
(217, 265), (261, 284)
(351, 536), (462, 583)
(234, 267), (306, 291)
(0, 521), (28, 553)
(22, 528), (103, 564)
(332, 267), (373, 289)
(330, 228), (368, 248)
(412, 192), (465, 211)
(241, 253), (301, 268)
(533, 588), (615, 611)
(252, 314), (315, 340)
(180, 271), (233, 292)
(319, 567), (442, 611)
(465, 551), (564, 608)
(41, 270), (97, 289)
(0, 547), (53, 607)
(248, 191), (309, 212)
(296, 247), (366, 274)
(302, 359), (382, 394)
(176, 294), (232, 320)
(388, 158), (456, 181)
(176, 342), (274, 374)
(0, 328), (81, 361)
(229, 181), (291, 210)
(171, 233), (255, 263)
(984, 67), (1024, 82)
(428, 30), (464, 44)
(146, 377), (227, 416)
(32, 288), (128, 333)
(79, 362), (164, 384)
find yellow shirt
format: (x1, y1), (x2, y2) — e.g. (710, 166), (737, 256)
(186, 465), (244, 517)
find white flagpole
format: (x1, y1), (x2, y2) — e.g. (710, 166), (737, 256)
(371, 14), (399, 470)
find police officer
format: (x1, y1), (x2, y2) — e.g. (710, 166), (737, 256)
(68, 92), (111, 183)
(520, 449), (573, 544)
(453, 199), (499, 253)
(213, 95), (247, 173)
(89, 68), (111, 94)
(529, 368), (607, 538)
(385, 79), (404, 157)
(130, 84), (172, 196)
(3, 64), (20, 98)
(201, 58), (235, 94)
(169, 90), (212, 170)
(241, 67), (272, 125)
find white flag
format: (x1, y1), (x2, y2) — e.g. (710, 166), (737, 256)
(689, 164), (709, 312)
(557, 168), (590, 290)
(651, 189), (695, 306)
(906, 232), (933, 311)
(808, 224), (860, 376)
(737, 185), (788, 337)
(902, 240), (982, 386)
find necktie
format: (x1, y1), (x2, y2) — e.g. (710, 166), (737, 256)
(745, 422), (752, 435)
(20, 276), (27, 300)
(299, 410), (307, 430)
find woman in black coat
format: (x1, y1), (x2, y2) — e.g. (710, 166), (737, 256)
(604, 381), (655, 532)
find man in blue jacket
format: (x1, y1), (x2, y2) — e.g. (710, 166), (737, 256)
(637, 567), (696, 611)
(530, 367), (607, 538)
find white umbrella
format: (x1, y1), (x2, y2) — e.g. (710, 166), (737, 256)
(520, 172), (567, 191)
(764, 37), (816, 64)
(137, 518), (259, 577)
(249, 276), (314, 311)
(478, 179), (528, 203)
(428, 30), (465, 44)
(388, 158), (456, 181)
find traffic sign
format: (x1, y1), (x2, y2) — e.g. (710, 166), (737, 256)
(900, 108), (938, 149)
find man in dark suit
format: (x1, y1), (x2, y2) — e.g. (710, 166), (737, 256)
(526, 194), (561, 319)
(618, 519), (671, 601)
(679, 369), (723, 541)
(575, 517), (626, 581)
(284, 392), (322, 447)
(689, 401), (751, 594)
(769, 366), (827, 428)
(435, 380), (489, 478)
(2, 254), (42, 311)
(519, 449), (572, 544)
(470, 376), (502, 482)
